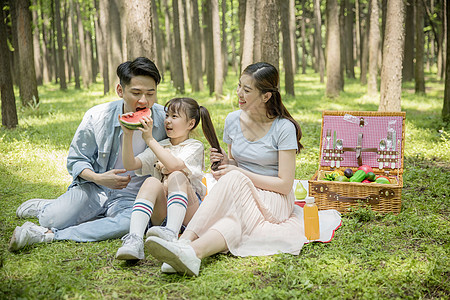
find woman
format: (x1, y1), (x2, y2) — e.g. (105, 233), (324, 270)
(145, 62), (307, 276)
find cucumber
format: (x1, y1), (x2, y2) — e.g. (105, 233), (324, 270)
(349, 169), (367, 182)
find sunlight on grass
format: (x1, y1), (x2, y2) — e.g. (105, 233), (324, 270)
(1, 70), (448, 299)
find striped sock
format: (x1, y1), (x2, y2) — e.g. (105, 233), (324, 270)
(165, 192), (188, 235)
(129, 199), (154, 238)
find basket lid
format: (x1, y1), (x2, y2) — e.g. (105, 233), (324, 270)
(318, 111), (405, 173)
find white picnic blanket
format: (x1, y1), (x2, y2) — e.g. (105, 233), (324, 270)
(203, 174), (342, 244)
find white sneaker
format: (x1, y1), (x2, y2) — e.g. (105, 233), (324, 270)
(115, 233), (145, 260)
(16, 199), (52, 218)
(146, 226), (177, 242)
(9, 221), (52, 251)
(161, 263), (177, 274)
(145, 236), (201, 276)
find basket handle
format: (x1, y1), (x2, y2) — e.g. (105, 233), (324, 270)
(326, 192), (380, 204)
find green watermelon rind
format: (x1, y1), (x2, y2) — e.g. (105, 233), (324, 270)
(119, 120), (144, 130)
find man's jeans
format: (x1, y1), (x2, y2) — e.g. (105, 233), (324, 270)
(38, 183), (136, 242)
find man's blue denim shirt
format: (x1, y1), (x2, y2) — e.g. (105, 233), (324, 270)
(66, 99), (167, 188)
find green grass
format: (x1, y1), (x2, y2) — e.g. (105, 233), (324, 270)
(1, 72), (449, 299)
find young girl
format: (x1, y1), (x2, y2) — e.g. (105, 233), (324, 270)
(115, 97), (220, 261)
(145, 62), (311, 276)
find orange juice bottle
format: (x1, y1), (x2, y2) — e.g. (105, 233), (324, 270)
(304, 197), (320, 240)
(201, 177), (208, 199)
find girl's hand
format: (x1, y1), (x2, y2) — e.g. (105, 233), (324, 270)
(139, 116), (154, 142)
(211, 164), (237, 181)
(210, 147), (229, 166)
(118, 114), (134, 135)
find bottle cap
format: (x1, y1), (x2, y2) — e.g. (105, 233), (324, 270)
(305, 197), (315, 204)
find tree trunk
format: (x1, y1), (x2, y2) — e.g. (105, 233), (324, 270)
(253, 5), (261, 62)
(172, 0), (185, 93)
(55, 0), (67, 90)
(76, 1), (90, 88)
(368, 0), (380, 95)
(108, 0), (122, 90)
(379, 0), (405, 112)
(98, 0), (109, 94)
(289, 0), (298, 73)
(163, 0), (174, 78)
(441, 1), (449, 80)
(221, 0), (228, 78)
(87, 30), (96, 83)
(151, 0), (163, 76)
(32, 0), (42, 85)
(402, 0), (414, 82)
(360, 0), (370, 85)
(281, 0), (295, 96)
(63, 2), (72, 83)
(211, 0), (223, 98)
(230, 0), (239, 75)
(50, 1), (58, 83)
(344, 0), (355, 79)
(69, 0), (80, 89)
(16, 0), (39, 106)
(381, 0), (387, 52)
(203, 0), (214, 95)
(183, 1), (194, 88)
(313, 0), (324, 83)
(415, 0), (425, 93)
(178, 0), (189, 83)
(123, 0), (155, 61)
(260, 0), (279, 71)
(436, 0), (446, 81)
(9, 1), (20, 86)
(355, 0), (361, 67)
(190, 0), (203, 91)
(238, 0), (245, 71)
(300, 4), (307, 74)
(241, 0), (255, 70)
(326, 0), (341, 98)
(39, 0), (50, 83)
(0, 0), (18, 128)
(443, 0), (450, 123)
(339, 2), (346, 90)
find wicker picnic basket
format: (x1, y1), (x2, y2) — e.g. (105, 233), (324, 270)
(308, 111), (406, 214)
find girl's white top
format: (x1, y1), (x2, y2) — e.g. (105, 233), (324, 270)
(135, 138), (206, 199)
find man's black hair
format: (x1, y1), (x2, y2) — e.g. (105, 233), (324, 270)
(116, 57), (161, 87)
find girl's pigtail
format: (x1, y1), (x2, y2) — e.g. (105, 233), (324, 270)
(199, 106), (222, 171)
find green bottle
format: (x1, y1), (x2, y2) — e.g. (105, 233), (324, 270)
(295, 181), (307, 200)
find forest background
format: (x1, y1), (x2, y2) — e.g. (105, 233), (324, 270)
(0, 0), (449, 299)
(0, 0), (449, 126)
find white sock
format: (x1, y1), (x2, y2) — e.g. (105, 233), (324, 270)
(129, 198), (154, 238)
(165, 192), (188, 234)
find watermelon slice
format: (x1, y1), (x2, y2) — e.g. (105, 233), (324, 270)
(119, 108), (151, 130)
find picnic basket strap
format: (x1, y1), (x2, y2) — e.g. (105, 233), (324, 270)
(327, 192), (380, 205)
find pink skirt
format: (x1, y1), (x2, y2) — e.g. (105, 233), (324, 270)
(185, 170), (307, 257)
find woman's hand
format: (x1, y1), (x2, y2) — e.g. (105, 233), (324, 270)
(210, 147), (229, 166)
(139, 116), (154, 142)
(211, 164), (237, 181)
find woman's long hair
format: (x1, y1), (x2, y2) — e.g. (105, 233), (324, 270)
(165, 98), (222, 170)
(242, 62), (303, 153)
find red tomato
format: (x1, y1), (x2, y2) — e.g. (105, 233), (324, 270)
(362, 179), (371, 183)
(358, 165), (374, 174)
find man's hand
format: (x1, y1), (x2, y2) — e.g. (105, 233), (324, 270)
(92, 169), (131, 189)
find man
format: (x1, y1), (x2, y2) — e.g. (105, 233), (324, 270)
(9, 57), (167, 251)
